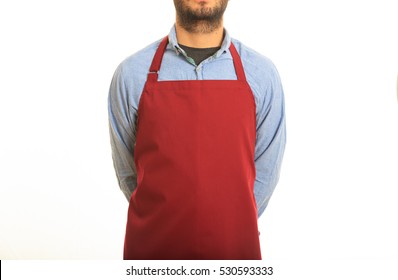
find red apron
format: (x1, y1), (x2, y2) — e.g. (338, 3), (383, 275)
(124, 37), (261, 260)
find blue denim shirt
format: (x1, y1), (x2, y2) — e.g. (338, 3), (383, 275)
(108, 26), (286, 217)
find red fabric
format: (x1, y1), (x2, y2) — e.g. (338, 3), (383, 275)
(124, 37), (260, 260)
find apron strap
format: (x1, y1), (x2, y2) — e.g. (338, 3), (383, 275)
(228, 43), (247, 81)
(148, 36), (247, 81)
(147, 36), (169, 82)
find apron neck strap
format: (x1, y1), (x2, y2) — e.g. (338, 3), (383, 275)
(148, 36), (247, 81)
(228, 42), (247, 81)
(149, 36), (169, 75)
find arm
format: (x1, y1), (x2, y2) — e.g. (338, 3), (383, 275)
(254, 67), (286, 217)
(108, 64), (137, 201)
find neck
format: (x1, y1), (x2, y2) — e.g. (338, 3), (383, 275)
(175, 20), (224, 48)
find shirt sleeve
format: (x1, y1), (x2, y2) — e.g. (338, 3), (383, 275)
(254, 66), (286, 217)
(108, 63), (137, 201)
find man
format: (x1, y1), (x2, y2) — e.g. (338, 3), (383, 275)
(108, 0), (286, 260)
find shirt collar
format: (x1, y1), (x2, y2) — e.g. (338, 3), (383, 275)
(167, 24), (231, 58)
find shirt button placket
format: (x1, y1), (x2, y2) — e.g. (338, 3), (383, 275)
(195, 65), (203, 80)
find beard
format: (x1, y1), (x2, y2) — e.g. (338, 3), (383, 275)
(174, 0), (229, 33)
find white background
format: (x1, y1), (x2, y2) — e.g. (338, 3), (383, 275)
(1, 0), (397, 262)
